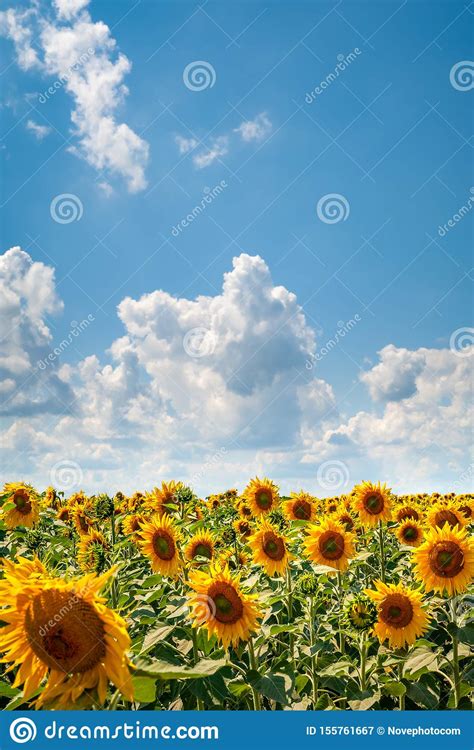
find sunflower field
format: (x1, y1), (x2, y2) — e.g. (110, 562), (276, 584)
(0, 479), (473, 712)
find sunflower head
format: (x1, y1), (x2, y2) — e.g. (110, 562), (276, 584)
(243, 477), (279, 517)
(238, 501), (253, 518)
(233, 518), (252, 538)
(412, 523), (474, 596)
(71, 503), (96, 536)
(44, 486), (60, 509)
(122, 513), (148, 539)
(303, 517), (356, 572)
(395, 503), (421, 523)
(395, 518), (424, 547)
(335, 511), (356, 532)
(365, 580), (430, 649)
(248, 519), (291, 576)
(352, 481), (392, 527)
(77, 530), (110, 573)
(185, 531), (215, 563)
(187, 563), (261, 649)
(345, 595), (377, 631)
(139, 514), (182, 578)
(1, 482), (40, 529)
(297, 572), (319, 597)
(93, 494), (115, 520)
(283, 492), (316, 522)
(426, 501), (467, 531)
(0, 557), (133, 708)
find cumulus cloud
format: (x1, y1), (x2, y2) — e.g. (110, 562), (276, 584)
(193, 136), (228, 169)
(175, 135), (198, 155)
(25, 119), (51, 140)
(0, 1), (149, 192)
(0, 247), (73, 417)
(234, 112), (272, 142)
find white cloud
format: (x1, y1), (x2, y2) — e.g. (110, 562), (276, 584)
(0, 247), (471, 495)
(175, 135), (198, 155)
(234, 112), (272, 142)
(193, 136), (228, 169)
(26, 119), (52, 140)
(0, 2), (149, 192)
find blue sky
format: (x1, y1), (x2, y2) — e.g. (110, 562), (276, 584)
(0, 0), (472, 496)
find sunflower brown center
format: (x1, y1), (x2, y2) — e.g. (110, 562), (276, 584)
(429, 541), (464, 577)
(339, 514), (354, 531)
(13, 490), (32, 515)
(397, 507), (419, 522)
(459, 505), (472, 518)
(379, 593), (413, 628)
(256, 490), (272, 510)
(238, 522), (251, 537)
(241, 506), (252, 517)
(78, 514), (90, 533)
(318, 530), (345, 560)
(328, 504), (337, 514)
(363, 494), (384, 515)
(25, 590), (106, 673)
(152, 530), (176, 560)
(208, 581), (243, 624)
(193, 542), (212, 559)
(402, 525), (418, 541)
(293, 499), (311, 520)
(434, 510), (459, 528)
(262, 531), (285, 560)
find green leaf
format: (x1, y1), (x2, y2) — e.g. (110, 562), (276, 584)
(250, 673), (292, 705)
(404, 649), (438, 678)
(0, 680), (18, 698)
(348, 691), (380, 710)
(458, 624), (474, 645)
(133, 657), (227, 680)
(140, 624), (175, 654)
(132, 676), (156, 703)
(228, 680), (251, 699)
(383, 681), (406, 697)
(407, 682), (438, 709)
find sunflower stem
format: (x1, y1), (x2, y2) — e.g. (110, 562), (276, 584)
(248, 637), (261, 711)
(309, 596), (318, 707)
(191, 628), (205, 710)
(286, 566), (295, 662)
(336, 572), (345, 654)
(110, 513), (119, 609)
(360, 632), (367, 692)
(450, 599), (461, 709)
(378, 520), (386, 583)
(398, 659), (405, 710)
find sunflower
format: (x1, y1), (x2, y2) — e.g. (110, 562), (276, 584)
(395, 503), (421, 523)
(345, 595), (377, 631)
(185, 531), (215, 562)
(395, 519), (424, 547)
(325, 498), (339, 514)
(426, 501), (467, 531)
(44, 486), (60, 510)
(365, 581), (430, 649)
(0, 557), (133, 708)
(187, 563), (261, 649)
(412, 523), (474, 596)
(67, 491), (88, 508)
(1, 483), (40, 529)
(244, 477), (279, 517)
(457, 498), (474, 521)
(237, 501), (253, 519)
(248, 519), (291, 576)
(219, 549), (249, 570)
(77, 530), (110, 573)
(56, 506), (71, 523)
(303, 517), (356, 572)
(282, 492), (317, 522)
(233, 518), (252, 539)
(352, 481), (392, 527)
(71, 503), (95, 536)
(139, 514), (182, 578)
(335, 510), (356, 532)
(122, 513), (148, 538)
(145, 482), (182, 516)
